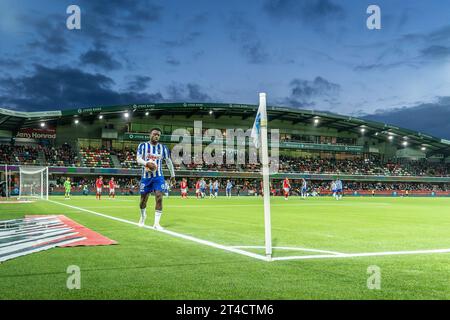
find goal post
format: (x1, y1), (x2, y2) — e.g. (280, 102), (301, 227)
(18, 166), (49, 200)
(0, 164), (8, 199)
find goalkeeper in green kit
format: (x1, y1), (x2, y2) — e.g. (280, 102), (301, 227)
(64, 178), (72, 200)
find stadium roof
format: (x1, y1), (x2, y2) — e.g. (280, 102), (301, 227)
(1, 103), (450, 156)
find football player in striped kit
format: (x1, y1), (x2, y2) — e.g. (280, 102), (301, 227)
(136, 128), (175, 230)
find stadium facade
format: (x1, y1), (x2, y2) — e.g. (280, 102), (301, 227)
(0, 103), (449, 196)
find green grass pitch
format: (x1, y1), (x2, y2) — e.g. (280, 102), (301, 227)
(1, 195), (449, 299)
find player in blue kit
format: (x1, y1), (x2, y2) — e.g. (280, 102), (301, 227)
(136, 128), (175, 230)
(335, 178), (343, 200)
(331, 180), (337, 199)
(200, 178), (206, 198)
(301, 178), (307, 199)
(213, 180), (219, 198)
(226, 180), (233, 198)
(209, 180), (214, 198)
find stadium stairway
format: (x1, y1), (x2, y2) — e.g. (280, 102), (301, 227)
(110, 154), (121, 168)
(37, 148), (46, 166)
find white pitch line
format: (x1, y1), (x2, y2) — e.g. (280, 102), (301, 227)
(230, 246), (345, 255)
(47, 200), (269, 262)
(272, 248), (450, 261)
(45, 200), (450, 263)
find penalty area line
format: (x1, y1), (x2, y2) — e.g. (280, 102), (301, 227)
(47, 200), (269, 262)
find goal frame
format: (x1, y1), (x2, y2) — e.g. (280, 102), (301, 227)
(18, 166), (49, 200)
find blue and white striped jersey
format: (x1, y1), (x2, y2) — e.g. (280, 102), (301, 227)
(137, 142), (170, 179)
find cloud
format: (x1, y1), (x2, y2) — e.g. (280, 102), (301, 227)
(263, 0), (345, 26)
(420, 45), (450, 60)
(363, 98), (450, 139)
(161, 31), (202, 48)
(80, 49), (122, 70)
(26, 0), (163, 55)
(227, 14), (269, 64)
(0, 65), (163, 110)
(283, 76), (341, 107)
(354, 61), (419, 72)
(160, 13), (206, 48)
(78, 0), (163, 39)
(0, 58), (22, 69)
(127, 76), (152, 92)
(27, 17), (70, 54)
(165, 57), (181, 66)
(166, 83), (211, 102)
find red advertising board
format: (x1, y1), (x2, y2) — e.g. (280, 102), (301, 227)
(16, 128), (56, 139)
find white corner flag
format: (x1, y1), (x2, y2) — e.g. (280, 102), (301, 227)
(252, 93), (272, 259)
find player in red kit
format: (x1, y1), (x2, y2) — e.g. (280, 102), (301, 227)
(195, 179), (201, 199)
(108, 177), (116, 199)
(180, 178), (188, 199)
(95, 176), (103, 200)
(283, 178), (291, 200)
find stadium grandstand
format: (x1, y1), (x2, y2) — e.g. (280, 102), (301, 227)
(0, 103), (449, 198)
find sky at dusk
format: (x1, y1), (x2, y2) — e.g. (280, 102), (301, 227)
(1, 0), (450, 138)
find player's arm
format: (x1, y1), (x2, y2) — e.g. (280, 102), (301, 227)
(136, 143), (147, 166)
(163, 146), (176, 184)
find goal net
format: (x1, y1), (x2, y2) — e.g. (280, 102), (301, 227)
(19, 166), (49, 200)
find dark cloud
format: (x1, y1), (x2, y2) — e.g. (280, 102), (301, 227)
(263, 0), (345, 25)
(79, 0), (163, 39)
(166, 57), (181, 66)
(354, 61), (419, 72)
(80, 49), (122, 70)
(26, 0), (163, 56)
(363, 98), (450, 139)
(28, 17), (70, 54)
(420, 45), (450, 60)
(161, 31), (202, 48)
(166, 83), (211, 102)
(241, 40), (269, 64)
(0, 65), (163, 111)
(0, 58), (22, 69)
(284, 76), (340, 107)
(160, 12), (207, 48)
(227, 14), (269, 64)
(192, 50), (205, 60)
(127, 76), (152, 92)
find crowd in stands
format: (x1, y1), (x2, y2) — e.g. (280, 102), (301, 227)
(1, 143), (449, 177)
(44, 143), (80, 167)
(0, 144), (41, 165)
(262, 156), (449, 177)
(115, 148), (136, 168)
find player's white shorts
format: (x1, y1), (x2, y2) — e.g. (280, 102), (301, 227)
(109, 189), (115, 194)
(96, 187), (102, 193)
(283, 188), (290, 193)
(181, 188), (187, 194)
(196, 189), (200, 194)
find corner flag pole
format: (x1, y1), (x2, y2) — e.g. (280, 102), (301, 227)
(259, 93), (272, 259)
